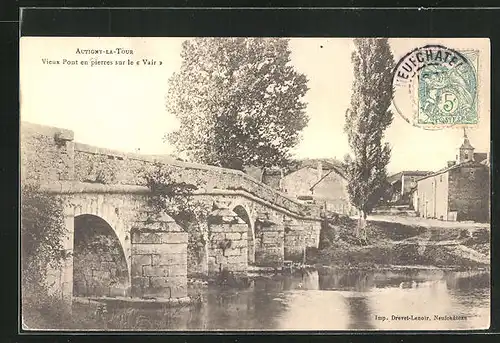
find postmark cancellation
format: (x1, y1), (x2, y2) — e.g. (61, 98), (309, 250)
(393, 45), (479, 129)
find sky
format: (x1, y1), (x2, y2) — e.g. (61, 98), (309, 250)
(20, 37), (490, 174)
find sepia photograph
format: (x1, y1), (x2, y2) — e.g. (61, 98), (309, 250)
(20, 36), (491, 331)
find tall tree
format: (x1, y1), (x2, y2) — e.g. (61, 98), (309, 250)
(344, 38), (395, 240)
(166, 38), (309, 170)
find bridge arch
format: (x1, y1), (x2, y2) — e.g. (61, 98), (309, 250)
(232, 204), (255, 265)
(73, 214), (130, 297)
(67, 195), (132, 275)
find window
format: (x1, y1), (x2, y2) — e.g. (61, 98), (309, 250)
(440, 175), (443, 182)
(465, 152), (469, 160)
(470, 170), (475, 177)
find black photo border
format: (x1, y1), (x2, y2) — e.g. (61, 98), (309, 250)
(3, 4), (500, 343)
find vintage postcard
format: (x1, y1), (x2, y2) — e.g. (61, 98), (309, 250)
(20, 36), (490, 331)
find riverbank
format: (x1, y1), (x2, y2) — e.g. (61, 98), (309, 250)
(310, 215), (490, 270)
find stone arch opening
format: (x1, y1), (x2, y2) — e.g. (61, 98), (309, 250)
(233, 205), (255, 265)
(73, 214), (129, 297)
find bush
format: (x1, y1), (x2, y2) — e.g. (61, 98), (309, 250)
(143, 163), (211, 272)
(21, 182), (70, 329)
(21, 183), (68, 286)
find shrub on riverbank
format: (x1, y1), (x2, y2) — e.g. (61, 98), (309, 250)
(21, 183), (72, 330)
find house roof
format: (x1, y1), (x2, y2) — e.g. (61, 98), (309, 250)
(309, 165), (347, 191)
(388, 170), (433, 184)
(460, 137), (474, 150)
(296, 158), (344, 170)
(282, 158), (346, 191)
(459, 128), (475, 150)
(474, 152), (488, 163)
(416, 160), (486, 182)
(286, 158), (346, 176)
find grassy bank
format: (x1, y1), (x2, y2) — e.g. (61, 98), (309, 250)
(309, 215), (490, 270)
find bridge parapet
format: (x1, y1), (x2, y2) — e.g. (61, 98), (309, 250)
(22, 121), (321, 219)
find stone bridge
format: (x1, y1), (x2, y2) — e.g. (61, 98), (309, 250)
(21, 122), (322, 304)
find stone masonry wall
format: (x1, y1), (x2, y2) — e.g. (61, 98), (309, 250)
(131, 230), (188, 299)
(448, 165), (490, 222)
(21, 122), (75, 183)
(73, 245), (129, 298)
(73, 145), (316, 218)
(21, 121), (320, 220)
(254, 219), (284, 267)
(207, 209), (248, 275)
(303, 221), (321, 249)
(284, 222), (306, 262)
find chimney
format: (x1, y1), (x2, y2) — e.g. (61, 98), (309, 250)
(447, 161), (456, 167)
(262, 167), (283, 190)
(317, 161), (323, 181)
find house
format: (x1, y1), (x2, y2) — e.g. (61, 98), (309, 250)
(280, 159), (355, 215)
(414, 130), (490, 222)
(387, 170), (432, 205)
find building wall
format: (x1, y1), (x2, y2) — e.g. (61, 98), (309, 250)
(416, 173), (449, 220)
(390, 180), (402, 203)
(402, 174), (419, 195)
(281, 167), (352, 215)
(416, 176), (432, 218)
(448, 166), (489, 222)
(434, 172), (450, 220)
(312, 170), (349, 203)
(281, 167), (319, 196)
(416, 165), (490, 222)
(411, 191), (418, 210)
(243, 166), (263, 182)
(261, 168), (282, 190)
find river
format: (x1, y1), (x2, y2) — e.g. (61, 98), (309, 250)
(105, 268), (490, 331)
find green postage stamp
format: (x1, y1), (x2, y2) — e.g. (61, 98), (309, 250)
(392, 45), (479, 128)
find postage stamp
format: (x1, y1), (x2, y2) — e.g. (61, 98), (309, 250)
(392, 45), (479, 129)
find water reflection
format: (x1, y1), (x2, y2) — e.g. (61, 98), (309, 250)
(346, 296), (376, 330)
(107, 268), (490, 331)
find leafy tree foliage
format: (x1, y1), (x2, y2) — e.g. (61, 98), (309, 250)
(166, 38), (309, 170)
(21, 183), (78, 329)
(344, 38), (394, 239)
(143, 164), (211, 266)
(21, 183), (68, 284)
(144, 163), (209, 226)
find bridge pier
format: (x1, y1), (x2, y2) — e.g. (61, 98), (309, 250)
(207, 206), (248, 277)
(130, 213), (188, 299)
(254, 212), (285, 267)
(283, 218), (306, 263)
